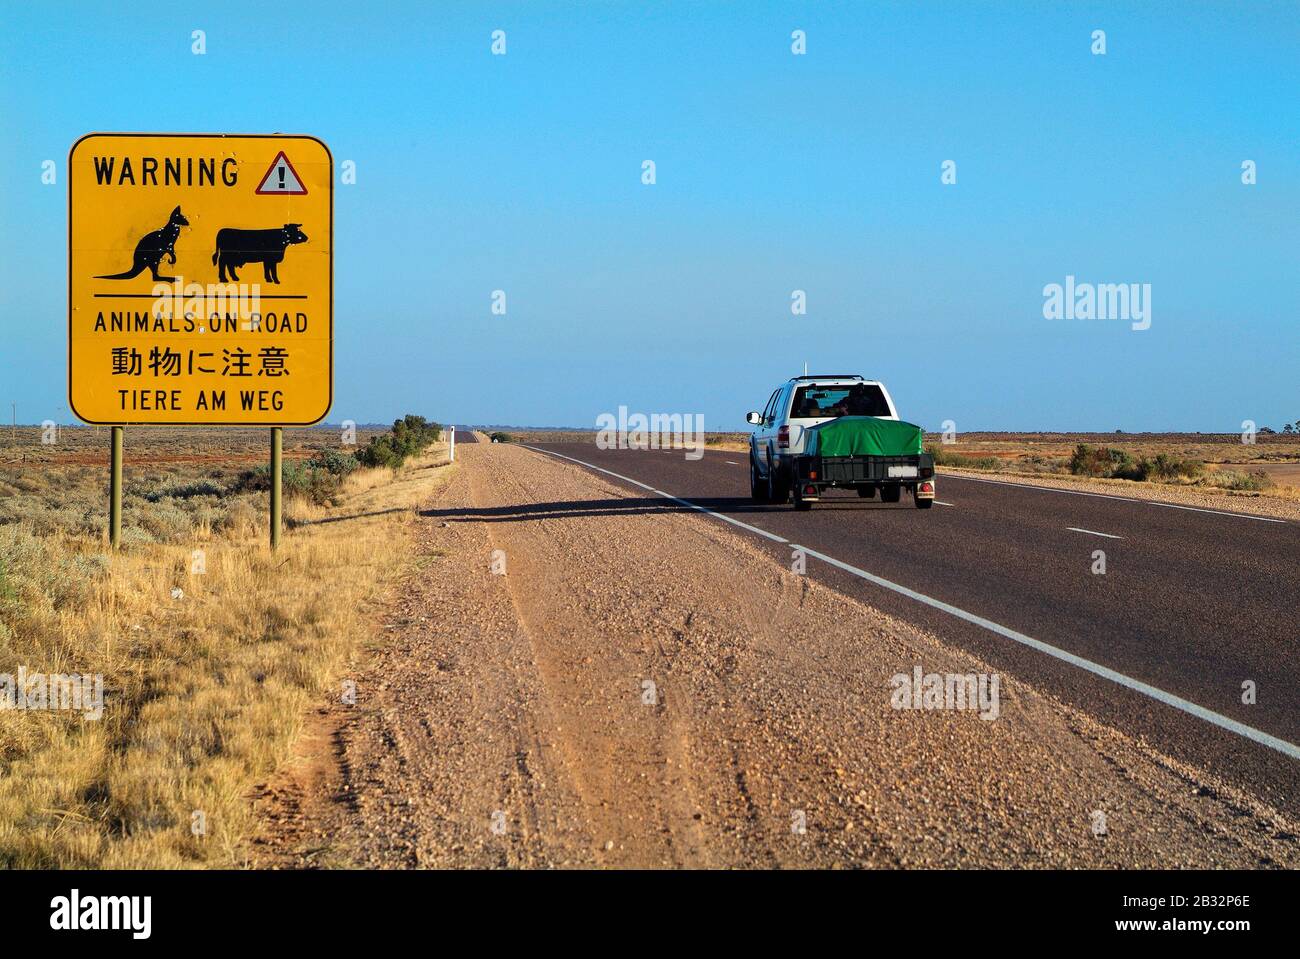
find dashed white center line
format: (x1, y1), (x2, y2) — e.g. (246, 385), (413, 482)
(725, 460), (740, 465)
(935, 500), (956, 506)
(1066, 527), (1122, 539)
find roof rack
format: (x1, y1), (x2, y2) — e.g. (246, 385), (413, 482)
(790, 374), (864, 381)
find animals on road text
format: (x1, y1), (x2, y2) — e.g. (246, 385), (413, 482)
(212, 224), (309, 283)
(95, 206), (189, 282)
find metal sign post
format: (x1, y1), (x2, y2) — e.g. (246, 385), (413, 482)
(109, 426), (123, 548)
(270, 427), (282, 550)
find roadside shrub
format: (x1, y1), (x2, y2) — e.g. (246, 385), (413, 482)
(489, 432), (513, 444)
(1207, 469), (1273, 492)
(305, 447), (358, 477)
(354, 434), (401, 469)
(129, 498), (196, 541)
(356, 415), (442, 469)
(231, 436), (394, 505)
(119, 526), (156, 547)
(219, 499), (259, 536)
(1021, 454), (1069, 474)
(232, 447), (359, 506)
(0, 499), (100, 537)
(144, 480), (224, 502)
(0, 525), (106, 640)
(1110, 457), (1147, 482)
(1069, 444), (1134, 478)
(282, 462), (342, 505)
(1070, 445), (1205, 483)
(1141, 453), (1204, 481)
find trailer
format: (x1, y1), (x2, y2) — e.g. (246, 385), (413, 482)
(788, 416), (935, 510)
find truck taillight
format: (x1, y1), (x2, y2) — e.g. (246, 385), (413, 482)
(778, 425), (789, 448)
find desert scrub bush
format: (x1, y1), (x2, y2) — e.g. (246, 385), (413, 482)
(1021, 454), (1070, 474)
(0, 498), (103, 538)
(307, 447), (359, 477)
(1069, 445), (1204, 483)
(38, 505), (104, 537)
(1069, 444), (1134, 478)
(126, 497), (195, 542)
(1206, 469), (1273, 492)
(489, 432), (514, 443)
(218, 498), (260, 536)
(1109, 457), (1147, 482)
(143, 479), (224, 501)
(1141, 453), (1204, 481)
(237, 463), (336, 506)
(0, 524), (106, 641)
(926, 445), (1002, 470)
(10, 476), (47, 494)
(235, 448), (358, 507)
(356, 415), (442, 469)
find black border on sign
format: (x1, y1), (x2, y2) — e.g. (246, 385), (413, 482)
(67, 132), (334, 427)
(254, 150), (309, 196)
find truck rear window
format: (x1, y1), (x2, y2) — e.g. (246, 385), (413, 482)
(791, 384), (890, 418)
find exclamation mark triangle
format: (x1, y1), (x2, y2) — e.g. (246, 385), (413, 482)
(255, 151), (307, 195)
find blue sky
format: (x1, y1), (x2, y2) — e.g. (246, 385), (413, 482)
(2, 1), (1297, 431)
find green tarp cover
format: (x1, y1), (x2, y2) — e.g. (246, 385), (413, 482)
(803, 417), (924, 457)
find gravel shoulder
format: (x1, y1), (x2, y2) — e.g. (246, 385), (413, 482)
(249, 443), (1300, 868)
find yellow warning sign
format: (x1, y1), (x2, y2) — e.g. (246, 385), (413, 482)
(68, 133), (333, 425)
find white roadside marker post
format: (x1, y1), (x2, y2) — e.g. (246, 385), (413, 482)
(449, 425), (455, 462)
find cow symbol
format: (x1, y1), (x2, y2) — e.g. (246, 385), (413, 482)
(212, 223), (308, 283)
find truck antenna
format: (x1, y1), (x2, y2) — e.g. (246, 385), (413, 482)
(803, 361), (808, 376)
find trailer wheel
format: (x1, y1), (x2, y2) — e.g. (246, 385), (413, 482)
(750, 455), (769, 503)
(881, 484), (902, 504)
(793, 485), (813, 511)
(857, 486), (876, 498)
(914, 496), (933, 509)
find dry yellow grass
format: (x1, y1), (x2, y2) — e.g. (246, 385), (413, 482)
(0, 444), (452, 868)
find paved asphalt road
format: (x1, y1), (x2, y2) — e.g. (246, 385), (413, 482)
(453, 429), (479, 443)
(524, 442), (1300, 816)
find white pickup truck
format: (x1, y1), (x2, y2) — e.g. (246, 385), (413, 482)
(746, 375), (934, 509)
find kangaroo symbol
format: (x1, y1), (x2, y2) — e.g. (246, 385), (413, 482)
(95, 206), (189, 281)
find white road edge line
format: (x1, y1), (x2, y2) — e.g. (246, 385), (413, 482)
(522, 444), (1300, 762)
(935, 501), (956, 507)
(1066, 527), (1123, 540)
(942, 472), (1287, 524)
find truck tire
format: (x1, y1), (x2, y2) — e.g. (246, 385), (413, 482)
(881, 484), (902, 504)
(857, 486), (876, 498)
(767, 456), (789, 504)
(750, 455), (769, 503)
(915, 496), (933, 509)
(792, 484), (813, 510)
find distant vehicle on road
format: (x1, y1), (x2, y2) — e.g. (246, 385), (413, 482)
(746, 375), (935, 510)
